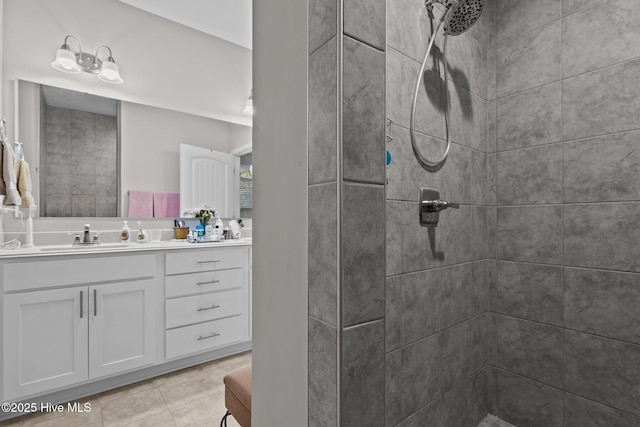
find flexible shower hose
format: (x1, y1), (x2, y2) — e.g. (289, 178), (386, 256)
(410, 17), (451, 167)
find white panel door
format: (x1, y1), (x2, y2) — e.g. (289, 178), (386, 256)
(4, 288), (89, 400)
(180, 143), (240, 218)
(88, 280), (156, 379)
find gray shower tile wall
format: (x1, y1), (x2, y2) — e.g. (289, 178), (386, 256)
(496, 315), (563, 387)
(343, 0), (385, 50)
(385, 0), (492, 424)
(496, 20), (562, 97)
(562, 0), (640, 77)
(564, 268), (640, 343)
(42, 106), (117, 217)
(564, 393), (640, 427)
(309, 38), (338, 185)
(496, 144), (562, 205)
(309, 318), (338, 427)
(495, 0), (562, 42)
(563, 131), (640, 202)
(309, 0), (337, 54)
(341, 321), (385, 426)
(492, 0), (640, 424)
(308, 183), (338, 325)
(564, 330), (640, 416)
(386, 315), (490, 426)
(308, 0), (387, 425)
(308, 5), (338, 425)
(562, 58), (640, 140)
(496, 370), (564, 427)
(496, 82), (562, 151)
(342, 183), (385, 326)
(343, 37), (386, 184)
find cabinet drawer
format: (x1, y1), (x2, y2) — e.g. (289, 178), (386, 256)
(165, 289), (243, 328)
(3, 255), (155, 292)
(165, 268), (243, 298)
(166, 315), (245, 359)
(165, 247), (244, 275)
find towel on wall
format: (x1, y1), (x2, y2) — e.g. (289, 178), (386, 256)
(153, 192), (180, 218)
(16, 160), (36, 208)
(128, 190), (154, 217)
(1, 141), (21, 206)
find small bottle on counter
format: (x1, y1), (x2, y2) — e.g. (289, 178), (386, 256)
(121, 221), (130, 243)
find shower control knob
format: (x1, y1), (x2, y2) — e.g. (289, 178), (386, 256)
(419, 188), (460, 226)
(422, 200), (460, 212)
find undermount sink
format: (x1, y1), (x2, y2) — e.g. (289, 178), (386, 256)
(37, 243), (129, 252)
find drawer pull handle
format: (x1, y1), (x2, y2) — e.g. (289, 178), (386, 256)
(197, 259), (221, 264)
(197, 280), (221, 286)
(80, 291), (83, 319)
(197, 332), (220, 341)
(197, 304), (221, 312)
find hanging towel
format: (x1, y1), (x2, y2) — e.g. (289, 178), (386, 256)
(153, 192), (180, 218)
(1, 141), (21, 206)
(16, 160), (36, 208)
(128, 190), (154, 217)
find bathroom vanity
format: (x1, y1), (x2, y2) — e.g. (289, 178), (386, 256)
(0, 240), (251, 416)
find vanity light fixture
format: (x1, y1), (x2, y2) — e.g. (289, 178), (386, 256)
(51, 35), (124, 84)
(242, 89), (253, 115)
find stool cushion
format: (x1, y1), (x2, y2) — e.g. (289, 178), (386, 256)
(223, 364), (252, 427)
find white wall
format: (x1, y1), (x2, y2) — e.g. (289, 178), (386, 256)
(252, 0), (308, 424)
(228, 124), (253, 153)
(119, 102), (238, 215)
(2, 0), (252, 132)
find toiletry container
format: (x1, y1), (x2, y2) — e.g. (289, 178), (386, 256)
(121, 221), (131, 243)
(136, 222), (150, 243)
(214, 217), (223, 237)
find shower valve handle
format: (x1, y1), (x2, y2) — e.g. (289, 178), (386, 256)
(421, 200), (460, 212)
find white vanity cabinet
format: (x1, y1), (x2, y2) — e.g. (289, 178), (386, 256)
(2, 254), (158, 401)
(0, 242), (251, 410)
(164, 246), (251, 360)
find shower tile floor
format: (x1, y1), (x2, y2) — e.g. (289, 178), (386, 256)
(477, 414), (517, 427)
(1, 351), (251, 427)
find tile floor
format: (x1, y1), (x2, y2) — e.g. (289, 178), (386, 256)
(1, 351), (251, 427)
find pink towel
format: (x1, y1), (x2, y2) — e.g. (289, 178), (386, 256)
(153, 192), (180, 218)
(128, 191), (153, 217)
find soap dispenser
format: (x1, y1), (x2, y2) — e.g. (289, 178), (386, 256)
(136, 221), (150, 243)
(121, 221), (131, 243)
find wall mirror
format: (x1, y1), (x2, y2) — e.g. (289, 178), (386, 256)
(16, 81), (252, 219)
(4, 0), (252, 219)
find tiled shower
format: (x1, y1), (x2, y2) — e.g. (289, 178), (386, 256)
(308, 0), (640, 425)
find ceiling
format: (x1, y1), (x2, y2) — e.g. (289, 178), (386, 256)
(118, 0), (252, 49)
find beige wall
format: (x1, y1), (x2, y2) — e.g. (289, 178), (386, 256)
(2, 0), (252, 130)
(120, 102), (247, 215)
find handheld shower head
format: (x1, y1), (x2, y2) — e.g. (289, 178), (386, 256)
(443, 0), (484, 36)
(425, 0), (484, 36)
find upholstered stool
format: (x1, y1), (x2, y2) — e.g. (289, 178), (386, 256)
(221, 364), (252, 427)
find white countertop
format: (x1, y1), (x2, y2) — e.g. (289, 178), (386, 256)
(0, 238), (252, 259)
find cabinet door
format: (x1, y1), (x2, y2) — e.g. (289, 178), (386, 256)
(89, 279), (156, 379)
(3, 288), (89, 400)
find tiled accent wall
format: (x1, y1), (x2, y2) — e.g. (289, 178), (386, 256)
(490, 0), (640, 425)
(308, 0), (387, 425)
(385, 0), (493, 425)
(41, 106), (118, 217)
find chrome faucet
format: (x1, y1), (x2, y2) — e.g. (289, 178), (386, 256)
(72, 224), (100, 246)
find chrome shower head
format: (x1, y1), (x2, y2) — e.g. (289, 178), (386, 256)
(426, 0), (484, 36)
(443, 0), (484, 36)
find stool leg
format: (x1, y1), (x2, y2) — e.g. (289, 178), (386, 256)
(220, 410), (230, 427)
